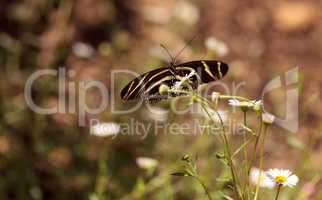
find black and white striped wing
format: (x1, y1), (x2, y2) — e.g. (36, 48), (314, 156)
(175, 60), (228, 83)
(120, 60), (228, 101)
(121, 67), (172, 101)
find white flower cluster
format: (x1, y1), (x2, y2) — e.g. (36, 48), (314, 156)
(72, 42), (95, 58)
(136, 157), (158, 170)
(159, 71), (197, 95)
(228, 99), (262, 111)
(205, 37), (229, 57)
(172, 71), (196, 91)
(90, 122), (120, 138)
(173, 0), (200, 25)
(227, 99), (276, 124)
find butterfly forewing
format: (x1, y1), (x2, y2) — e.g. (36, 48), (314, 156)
(121, 67), (172, 101)
(121, 60), (228, 101)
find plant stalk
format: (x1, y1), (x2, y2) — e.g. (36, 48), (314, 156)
(274, 185), (282, 200)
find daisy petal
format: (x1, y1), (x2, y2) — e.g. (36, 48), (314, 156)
(285, 175), (299, 187)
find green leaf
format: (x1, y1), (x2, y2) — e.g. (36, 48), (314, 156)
(183, 169), (194, 176)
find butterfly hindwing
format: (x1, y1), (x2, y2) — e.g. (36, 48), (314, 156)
(175, 60), (229, 83)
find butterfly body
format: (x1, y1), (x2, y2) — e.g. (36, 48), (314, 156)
(121, 60), (229, 102)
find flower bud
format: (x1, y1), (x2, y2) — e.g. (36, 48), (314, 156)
(262, 113), (275, 124)
(159, 84), (170, 95)
(252, 100), (263, 111)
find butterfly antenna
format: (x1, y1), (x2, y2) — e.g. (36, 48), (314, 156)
(160, 44), (177, 78)
(160, 44), (175, 63)
(173, 34), (198, 64)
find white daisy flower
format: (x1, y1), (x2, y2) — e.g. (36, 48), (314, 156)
(136, 157), (158, 170)
(266, 168), (299, 188)
(171, 71), (196, 91)
(90, 122), (120, 138)
(250, 168), (275, 189)
(72, 42), (95, 58)
(205, 37), (229, 57)
(173, 0), (199, 25)
(262, 113), (275, 124)
(171, 81), (183, 91)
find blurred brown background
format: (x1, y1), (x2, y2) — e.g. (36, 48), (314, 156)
(0, 0), (322, 199)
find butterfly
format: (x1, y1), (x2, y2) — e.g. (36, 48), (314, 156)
(120, 60), (229, 102)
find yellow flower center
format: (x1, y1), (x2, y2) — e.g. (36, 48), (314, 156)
(275, 176), (287, 183)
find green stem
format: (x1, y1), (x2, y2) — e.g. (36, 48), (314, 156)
(95, 148), (109, 200)
(195, 176), (212, 200)
(219, 95), (250, 102)
(243, 111), (248, 162)
(254, 124), (268, 200)
(243, 111), (249, 199)
(232, 136), (255, 158)
(171, 89), (250, 103)
(249, 114), (263, 175)
(274, 185), (282, 200)
(174, 91), (249, 199)
(197, 95), (242, 200)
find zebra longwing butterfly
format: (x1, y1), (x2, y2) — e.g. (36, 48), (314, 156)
(121, 60), (229, 102)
